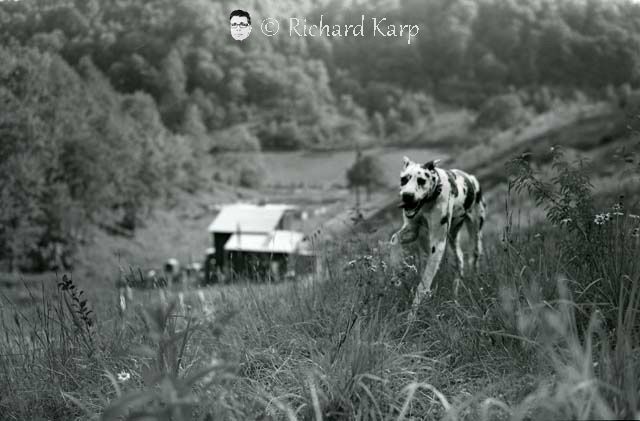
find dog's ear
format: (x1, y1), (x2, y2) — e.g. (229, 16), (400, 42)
(403, 156), (411, 168)
(422, 159), (441, 171)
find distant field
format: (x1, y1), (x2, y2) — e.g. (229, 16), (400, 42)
(259, 147), (449, 187)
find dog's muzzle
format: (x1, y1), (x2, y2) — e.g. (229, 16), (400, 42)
(398, 197), (425, 219)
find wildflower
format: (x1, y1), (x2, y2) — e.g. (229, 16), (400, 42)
(119, 293), (127, 312)
(612, 203), (623, 213)
(630, 214), (640, 220)
(394, 279), (402, 287)
(604, 213), (611, 222)
(403, 261), (418, 273)
(117, 371), (131, 382)
(594, 214), (606, 225)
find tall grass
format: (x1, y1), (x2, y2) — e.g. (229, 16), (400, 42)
(0, 149), (638, 420)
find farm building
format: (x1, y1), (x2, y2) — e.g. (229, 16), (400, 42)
(207, 203), (315, 280)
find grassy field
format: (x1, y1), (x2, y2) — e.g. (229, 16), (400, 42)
(1, 144), (640, 420)
(1, 102), (640, 420)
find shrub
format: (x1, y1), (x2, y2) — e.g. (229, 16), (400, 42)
(474, 93), (529, 130)
(210, 124), (261, 153)
(507, 146), (640, 328)
(258, 120), (305, 150)
(531, 86), (554, 113)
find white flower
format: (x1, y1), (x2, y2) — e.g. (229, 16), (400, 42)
(119, 294), (127, 312)
(594, 214), (606, 225)
(117, 371), (131, 382)
(403, 261), (418, 273)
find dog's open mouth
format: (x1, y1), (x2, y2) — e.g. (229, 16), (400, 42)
(398, 199), (424, 218)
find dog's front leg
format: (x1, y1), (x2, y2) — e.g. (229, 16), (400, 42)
(389, 218), (419, 266)
(408, 222), (448, 322)
(390, 216), (420, 245)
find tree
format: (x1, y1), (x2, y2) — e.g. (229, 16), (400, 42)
(346, 151), (388, 212)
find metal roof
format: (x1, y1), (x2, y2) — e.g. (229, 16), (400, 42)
(224, 230), (313, 255)
(207, 203), (297, 234)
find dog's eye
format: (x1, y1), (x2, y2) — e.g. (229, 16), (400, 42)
(417, 178), (426, 186)
(400, 176), (410, 186)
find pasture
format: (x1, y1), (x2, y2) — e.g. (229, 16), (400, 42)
(1, 143), (639, 420)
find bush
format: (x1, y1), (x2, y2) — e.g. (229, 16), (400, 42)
(211, 125), (261, 153)
(474, 93), (529, 130)
(238, 165), (264, 189)
(507, 146), (640, 327)
(213, 153), (267, 189)
(258, 120), (305, 150)
(531, 86), (554, 113)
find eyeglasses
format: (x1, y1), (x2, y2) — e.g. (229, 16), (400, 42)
(230, 22), (250, 28)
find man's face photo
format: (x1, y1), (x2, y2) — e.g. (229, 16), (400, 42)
(230, 10), (251, 41)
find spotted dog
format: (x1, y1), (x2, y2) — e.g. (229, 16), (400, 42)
(390, 156), (486, 320)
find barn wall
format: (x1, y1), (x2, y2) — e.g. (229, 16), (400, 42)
(227, 252), (289, 280)
(213, 233), (231, 269)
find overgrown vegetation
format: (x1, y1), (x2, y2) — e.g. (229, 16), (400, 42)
(1, 150), (638, 419)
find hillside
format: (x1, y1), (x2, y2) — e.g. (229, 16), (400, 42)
(2, 119), (639, 419)
(369, 100), (640, 228)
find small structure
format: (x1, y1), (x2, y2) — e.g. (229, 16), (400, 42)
(207, 203), (314, 280)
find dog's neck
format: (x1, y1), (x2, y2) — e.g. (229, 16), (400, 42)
(425, 169), (442, 203)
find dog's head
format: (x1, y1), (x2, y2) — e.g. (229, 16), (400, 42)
(398, 156), (441, 218)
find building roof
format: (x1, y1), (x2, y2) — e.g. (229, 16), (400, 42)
(224, 230), (313, 255)
(207, 203), (297, 234)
